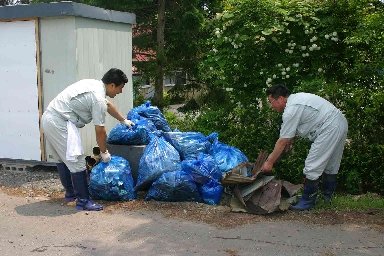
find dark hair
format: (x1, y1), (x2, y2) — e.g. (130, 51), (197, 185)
(266, 84), (291, 98)
(101, 68), (128, 86)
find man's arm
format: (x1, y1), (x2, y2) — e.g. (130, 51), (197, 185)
(95, 125), (108, 153)
(262, 137), (293, 172)
(106, 101), (125, 122)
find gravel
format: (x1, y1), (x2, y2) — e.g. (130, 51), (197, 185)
(1, 165), (383, 230)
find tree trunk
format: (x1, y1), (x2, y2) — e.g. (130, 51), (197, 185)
(154, 0), (165, 109)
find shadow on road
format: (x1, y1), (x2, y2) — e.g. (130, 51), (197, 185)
(15, 199), (78, 217)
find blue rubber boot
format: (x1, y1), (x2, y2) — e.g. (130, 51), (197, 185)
(71, 171), (103, 211)
(290, 178), (319, 211)
(322, 173), (337, 203)
(56, 163), (76, 202)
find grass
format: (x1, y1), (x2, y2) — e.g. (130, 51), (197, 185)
(316, 192), (384, 211)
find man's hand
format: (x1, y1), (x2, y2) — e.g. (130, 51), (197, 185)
(121, 119), (135, 128)
(100, 150), (111, 163)
(261, 160), (273, 173)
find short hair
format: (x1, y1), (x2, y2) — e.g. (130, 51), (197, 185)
(266, 84), (291, 98)
(101, 68), (128, 86)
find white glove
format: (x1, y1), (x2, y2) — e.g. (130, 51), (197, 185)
(100, 150), (111, 163)
(121, 119), (135, 128)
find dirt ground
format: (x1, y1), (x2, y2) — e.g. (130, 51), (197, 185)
(1, 166), (383, 231)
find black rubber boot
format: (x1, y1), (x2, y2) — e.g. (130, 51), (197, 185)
(71, 171), (103, 211)
(290, 178), (319, 211)
(56, 163), (76, 202)
(322, 173), (337, 203)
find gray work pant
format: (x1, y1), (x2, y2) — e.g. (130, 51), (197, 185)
(303, 113), (348, 180)
(42, 111), (86, 173)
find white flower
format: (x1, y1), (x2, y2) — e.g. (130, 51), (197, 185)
(286, 29), (291, 34)
(293, 63), (299, 67)
(311, 36), (317, 42)
(212, 48), (218, 53)
(305, 30), (309, 34)
(325, 34), (330, 39)
(244, 84), (248, 88)
(286, 67), (291, 71)
(234, 64), (238, 67)
(285, 49), (289, 53)
(332, 32), (338, 36)
(289, 50), (293, 54)
(266, 78), (273, 83)
(301, 46), (306, 50)
(226, 87), (234, 92)
(272, 74), (277, 79)
(224, 37), (228, 41)
(302, 53), (307, 57)
(318, 68), (323, 72)
(277, 63), (283, 67)
(260, 71), (264, 75)
(260, 36), (265, 41)
(281, 71), (287, 75)
(209, 67), (213, 71)
(331, 37), (339, 42)
(286, 75), (290, 78)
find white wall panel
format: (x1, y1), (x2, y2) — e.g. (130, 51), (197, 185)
(0, 20), (41, 160)
(75, 17), (134, 154)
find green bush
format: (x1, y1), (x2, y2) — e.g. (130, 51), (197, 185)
(185, 0), (384, 194)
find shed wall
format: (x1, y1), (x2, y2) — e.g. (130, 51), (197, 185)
(74, 17), (133, 158)
(40, 16), (133, 161)
(0, 20), (41, 160)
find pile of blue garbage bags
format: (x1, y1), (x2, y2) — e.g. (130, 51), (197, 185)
(89, 101), (249, 205)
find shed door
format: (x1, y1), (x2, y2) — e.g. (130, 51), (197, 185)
(0, 20), (41, 160)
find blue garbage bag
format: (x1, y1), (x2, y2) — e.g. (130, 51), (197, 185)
(107, 123), (148, 145)
(135, 136), (181, 191)
(209, 137), (248, 173)
(198, 179), (223, 205)
(163, 132), (212, 160)
(181, 153), (222, 184)
(127, 101), (171, 132)
(89, 156), (136, 201)
(145, 170), (201, 202)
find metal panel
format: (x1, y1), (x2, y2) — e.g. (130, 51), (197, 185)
(0, 2), (136, 25)
(39, 17), (77, 162)
(0, 20), (41, 160)
(75, 17), (134, 155)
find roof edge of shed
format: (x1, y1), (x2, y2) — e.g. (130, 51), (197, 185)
(0, 1), (136, 24)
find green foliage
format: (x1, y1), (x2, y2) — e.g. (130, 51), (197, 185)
(186, 0), (384, 194)
(316, 192), (384, 211)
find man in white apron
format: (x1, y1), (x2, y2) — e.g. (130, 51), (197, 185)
(262, 84), (348, 210)
(42, 68), (134, 211)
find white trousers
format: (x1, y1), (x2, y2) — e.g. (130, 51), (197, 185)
(303, 113), (348, 180)
(42, 111), (86, 173)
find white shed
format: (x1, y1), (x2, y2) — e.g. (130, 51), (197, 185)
(0, 2), (136, 163)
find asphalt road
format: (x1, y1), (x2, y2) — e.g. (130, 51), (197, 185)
(0, 191), (383, 256)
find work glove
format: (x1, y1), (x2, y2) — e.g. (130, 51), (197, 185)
(100, 150), (111, 163)
(121, 119), (135, 128)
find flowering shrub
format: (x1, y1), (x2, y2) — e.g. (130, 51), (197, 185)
(189, 0), (384, 194)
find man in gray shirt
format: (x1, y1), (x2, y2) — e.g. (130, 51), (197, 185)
(42, 68), (134, 211)
(261, 84), (348, 210)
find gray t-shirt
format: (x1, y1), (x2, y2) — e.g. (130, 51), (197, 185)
(280, 93), (339, 141)
(46, 79), (107, 127)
